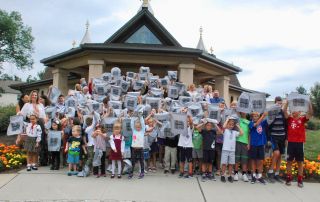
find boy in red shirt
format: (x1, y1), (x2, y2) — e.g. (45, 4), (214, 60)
(283, 99), (313, 188)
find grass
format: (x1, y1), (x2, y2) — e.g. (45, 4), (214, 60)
(305, 129), (320, 161)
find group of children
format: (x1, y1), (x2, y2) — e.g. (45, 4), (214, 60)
(21, 94), (313, 188)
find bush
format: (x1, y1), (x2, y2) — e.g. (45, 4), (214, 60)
(306, 119), (320, 130)
(0, 105), (16, 133)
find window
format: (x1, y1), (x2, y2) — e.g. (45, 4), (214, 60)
(231, 96), (234, 102)
(125, 25), (162, 45)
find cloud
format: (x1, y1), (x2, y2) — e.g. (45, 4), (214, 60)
(0, 0), (319, 99)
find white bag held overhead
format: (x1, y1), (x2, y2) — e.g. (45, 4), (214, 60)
(139, 66), (150, 74)
(250, 93), (266, 114)
(146, 97), (161, 110)
(120, 80), (130, 93)
(101, 73), (112, 82)
(87, 100), (103, 114)
(101, 117), (118, 136)
(149, 76), (159, 89)
(45, 106), (56, 120)
(133, 80), (145, 91)
(7, 115), (24, 136)
(208, 104), (221, 123)
(154, 112), (170, 122)
(167, 85), (179, 99)
(159, 77), (169, 87)
(179, 96), (192, 107)
(170, 112), (188, 136)
(266, 104), (282, 124)
(160, 121), (174, 138)
(188, 103), (203, 117)
(237, 92), (251, 114)
(48, 86), (61, 104)
(111, 67), (121, 79)
(287, 92), (310, 113)
(65, 96), (78, 109)
(168, 71), (177, 81)
(121, 118), (133, 137)
(94, 83), (108, 95)
(124, 95), (138, 111)
(126, 72), (136, 79)
(110, 85), (122, 101)
(150, 88), (163, 98)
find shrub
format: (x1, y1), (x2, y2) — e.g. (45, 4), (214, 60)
(0, 105), (16, 133)
(306, 119), (320, 130)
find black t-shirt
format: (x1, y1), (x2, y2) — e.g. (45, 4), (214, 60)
(67, 136), (84, 153)
(201, 129), (217, 150)
(165, 136), (179, 147)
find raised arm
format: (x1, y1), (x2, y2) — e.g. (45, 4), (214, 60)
(236, 123), (243, 136)
(253, 112), (267, 127)
(140, 116), (146, 132)
(306, 102), (313, 120)
(215, 124), (223, 135)
(223, 117), (230, 129)
(196, 121), (205, 132)
(282, 100), (289, 119)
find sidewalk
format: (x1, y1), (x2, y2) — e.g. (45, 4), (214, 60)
(0, 167), (319, 202)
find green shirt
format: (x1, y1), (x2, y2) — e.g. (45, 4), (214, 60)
(237, 118), (249, 144)
(192, 129), (203, 150)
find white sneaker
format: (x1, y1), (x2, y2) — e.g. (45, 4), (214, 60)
(234, 173), (239, 181)
(242, 173), (249, 182)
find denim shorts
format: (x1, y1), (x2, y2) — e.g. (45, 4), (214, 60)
(67, 153), (80, 164)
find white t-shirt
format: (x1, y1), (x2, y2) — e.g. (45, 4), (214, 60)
(20, 103), (46, 120)
(222, 129), (240, 151)
(178, 127), (194, 148)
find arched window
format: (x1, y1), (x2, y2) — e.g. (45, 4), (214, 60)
(231, 96), (234, 102)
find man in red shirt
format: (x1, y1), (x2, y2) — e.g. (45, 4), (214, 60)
(283, 99), (313, 188)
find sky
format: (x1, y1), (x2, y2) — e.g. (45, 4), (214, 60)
(1, 0), (320, 99)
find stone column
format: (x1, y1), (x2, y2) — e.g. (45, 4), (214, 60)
(88, 60), (105, 82)
(52, 68), (69, 96)
(178, 63), (195, 86)
(215, 75), (230, 105)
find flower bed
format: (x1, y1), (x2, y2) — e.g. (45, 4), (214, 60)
(0, 144), (27, 172)
(264, 156), (320, 181)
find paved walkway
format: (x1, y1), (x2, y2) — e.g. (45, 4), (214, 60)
(0, 167), (319, 202)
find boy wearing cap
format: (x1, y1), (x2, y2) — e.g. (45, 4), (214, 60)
(249, 111), (268, 184)
(196, 119), (223, 181)
(283, 99), (313, 188)
(267, 96), (287, 183)
(221, 117), (243, 183)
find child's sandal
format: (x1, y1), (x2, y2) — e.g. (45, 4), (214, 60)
(111, 174), (115, 178)
(118, 174), (122, 179)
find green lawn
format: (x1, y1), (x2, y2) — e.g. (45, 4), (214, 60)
(305, 129), (320, 161)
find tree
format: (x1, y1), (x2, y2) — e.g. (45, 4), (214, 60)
(0, 73), (22, 81)
(310, 82), (320, 118)
(0, 9), (34, 71)
(296, 85), (308, 95)
(26, 75), (38, 83)
(37, 67), (47, 80)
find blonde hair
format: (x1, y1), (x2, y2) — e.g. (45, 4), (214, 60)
(29, 90), (39, 104)
(113, 121), (122, 130)
(72, 125), (81, 133)
(75, 84), (82, 91)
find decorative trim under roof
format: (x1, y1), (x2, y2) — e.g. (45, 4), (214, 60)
(105, 8), (182, 47)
